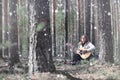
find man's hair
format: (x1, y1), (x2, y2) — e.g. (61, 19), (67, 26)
(80, 35), (89, 43)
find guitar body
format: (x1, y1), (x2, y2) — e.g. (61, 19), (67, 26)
(79, 52), (91, 59)
(77, 47), (91, 59)
(66, 43), (92, 59)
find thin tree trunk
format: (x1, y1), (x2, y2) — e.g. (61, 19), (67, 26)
(90, 0), (93, 42)
(2, 0), (8, 58)
(8, 0), (19, 69)
(77, 0), (80, 39)
(0, 0), (2, 57)
(17, 0), (22, 57)
(83, 0), (86, 34)
(64, 0), (68, 60)
(76, 0), (80, 41)
(51, 0), (56, 57)
(85, 0), (91, 39)
(80, 0), (84, 35)
(28, 0), (37, 75)
(93, 0), (99, 47)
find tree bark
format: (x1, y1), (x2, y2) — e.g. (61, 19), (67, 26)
(110, 0), (120, 64)
(28, 0), (37, 75)
(64, 0), (68, 60)
(2, 0), (8, 58)
(98, 0), (114, 63)
(35, 0), (55, 72)
(0, 0), (3, 57)
(51, 0), (56, 57)
(8, 0), (20, 68)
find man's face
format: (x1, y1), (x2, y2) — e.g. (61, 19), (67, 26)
(81, 36), (86, 44)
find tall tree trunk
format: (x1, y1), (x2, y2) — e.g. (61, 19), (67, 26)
(85, 0), (91, 39)
(77, 0), (80, 38)
(93, 0), (99, 48)
(0, 0), (2, 57)
(110, 0), (120, 64)
(28, 0), (37, 75)
(17, 0), (23, 57)
(8, 0), (19, 68)
(98, 0), (114, 63)
(35, 0), (55, 72)
(2, 0), (8, 58)
(64, 0), (68, 60)
(90, 0), (95, 43)
(83, 0), (86, 34)
(103, 0), (114, 63)
(51, 0), (56, 57)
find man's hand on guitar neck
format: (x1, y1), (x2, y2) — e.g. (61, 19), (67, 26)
(81, 50), (87, 54)
(76, 49), (88, 54)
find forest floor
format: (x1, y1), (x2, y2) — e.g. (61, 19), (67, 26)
(0, 58), (120, 80)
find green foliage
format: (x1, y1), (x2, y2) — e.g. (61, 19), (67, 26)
(37, 22), (45, 31)
(55, 10), (65, 35)
(0, 74), (6, 80)
(80, 60), (89, 64)
(106, 74), (119, 80)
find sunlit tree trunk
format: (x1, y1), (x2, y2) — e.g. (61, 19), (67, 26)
(83, 0), (86, 34)
(0, 0), (2, 57)
(51, 0), (56, 57)
(8, 0), (20, 68)
(28, 0), (37, 75)
(77, 0), (80, 38)
(2, 0), (8, 58)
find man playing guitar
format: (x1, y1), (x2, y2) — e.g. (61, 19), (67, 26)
(70, 35), (95, 65)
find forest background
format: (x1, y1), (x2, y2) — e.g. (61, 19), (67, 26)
(0, 0), (120, 80)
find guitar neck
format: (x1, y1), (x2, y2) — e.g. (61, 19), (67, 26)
(66, 43), (79, 51)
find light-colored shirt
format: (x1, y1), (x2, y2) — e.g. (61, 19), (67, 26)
(78, 42), (96, 53)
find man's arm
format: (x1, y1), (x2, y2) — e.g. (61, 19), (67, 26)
(86, 42), (95, 52)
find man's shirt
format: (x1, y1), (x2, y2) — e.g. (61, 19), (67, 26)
(78, 42), (96, 53)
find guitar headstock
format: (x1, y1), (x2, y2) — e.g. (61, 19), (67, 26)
(66, 43), (71, 45)
(66, 43), (72, 47)
(66, 43), (75, 49)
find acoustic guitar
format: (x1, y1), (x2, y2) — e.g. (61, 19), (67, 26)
(66, 43), (92, 59)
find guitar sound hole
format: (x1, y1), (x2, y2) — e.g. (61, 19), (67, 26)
(80, 51), (83, 54)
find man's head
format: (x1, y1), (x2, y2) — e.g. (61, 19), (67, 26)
(80, 35), (88, 44)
